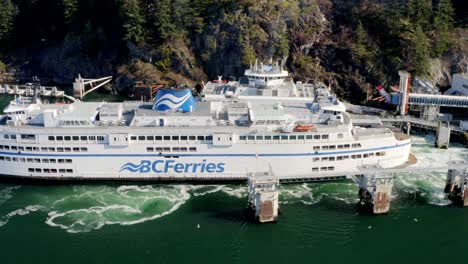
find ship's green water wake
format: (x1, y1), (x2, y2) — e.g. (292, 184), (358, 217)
(0, 135), (466, 233)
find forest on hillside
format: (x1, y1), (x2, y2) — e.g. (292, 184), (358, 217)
(0, 0), (466, 103)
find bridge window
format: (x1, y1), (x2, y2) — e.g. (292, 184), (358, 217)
(289, 135), (297, 140)
(281, 135), (288, 140)
(164, 136), (171, 140)
(306, 135), (313, 140)
(56, 136), (63, 141)
(138, 136), (145, 141)
(147, 136), (154, 141)
(247, 135), (255, 140)
(256, 135), (263, 140)
(181, 136), (187, 140)
(64, 136), (71, 141)
(21, 134), (35, 140)
(313, 146), (320, 151)
(265, 135), (272, 140)
(240, 136), (247, 140)
(172, 136), (179, 141)
(130, 136), (137, 140)
(298, 135), (305, 140)
(72, 136), (79, 141)
(80, 136), (88, 141)
(273, 135), (280, 140)
(314, 135), (320, 139)
(312, 167), (319, 172)
(321, 134), (329, 139)
(189, 147), (197, 152)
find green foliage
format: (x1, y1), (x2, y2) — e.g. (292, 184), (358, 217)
(0, 0), (16, 42)
(241, 47), (256, 66)
(62, 0), (78, 24)
(119, 0), (146, 44)
(352, 21), (373, 63)
(432, 0), (455, 57)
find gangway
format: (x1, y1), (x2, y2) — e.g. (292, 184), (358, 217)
(408, 93), (468, 108)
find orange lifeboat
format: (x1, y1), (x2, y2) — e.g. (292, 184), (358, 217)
(293, 124), (314, 132)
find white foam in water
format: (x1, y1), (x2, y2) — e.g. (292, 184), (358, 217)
(0, 205), (44, 227)
(0, 186), (20, 206)
(395, 134), (468, 206)
(0, 135), (465, 232)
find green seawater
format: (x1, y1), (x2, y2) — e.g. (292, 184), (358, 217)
(0, 134), (467, 264)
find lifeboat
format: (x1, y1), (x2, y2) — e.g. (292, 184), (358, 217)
(293, 124), (314, 132)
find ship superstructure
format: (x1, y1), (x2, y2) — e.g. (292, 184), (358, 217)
(0, 80), (411, 180)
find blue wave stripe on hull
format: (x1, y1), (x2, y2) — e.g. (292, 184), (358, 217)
(0, 142), (411, 158)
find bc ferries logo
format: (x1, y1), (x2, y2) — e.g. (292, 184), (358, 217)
(120, 160), (225, 173)
(153, 89), (196, 113)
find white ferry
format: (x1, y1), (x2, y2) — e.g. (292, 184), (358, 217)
(0, 65), (411, 181)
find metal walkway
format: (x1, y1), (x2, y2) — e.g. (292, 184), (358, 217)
(408, 93), (468, 108)
(380, 115), (465, 134)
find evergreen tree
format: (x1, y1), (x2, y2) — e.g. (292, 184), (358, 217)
(432, 0), (454, 57)
(119, 0), (146, 44)
(407, 0), (432, 31)
(408, 25), (430, 76)
(153, 0), (176, 41)
(0, 0), (16, 42)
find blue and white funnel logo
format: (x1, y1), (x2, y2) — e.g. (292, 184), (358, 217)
(120, 160), (225, 173)
(153, 89), (196, 113)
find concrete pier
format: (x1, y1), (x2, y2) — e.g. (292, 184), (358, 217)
(436, 122), (451, 149)
(444, 168), (468, 207)
(355, 166), (393, 214)
(247, 172), (279, 223)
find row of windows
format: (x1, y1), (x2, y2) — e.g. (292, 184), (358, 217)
(312, 166), (335, 172)
(131, 135), (213, 142)
(28, 168), (73, 174)
(313, 151), (386, 162)
(3, 134), (36, 140)
(0, 145), (88, 152)
(239, 134), (331, 141)
(48, 135), (105, 142)
(147, 147), (197, 152)
(0, 156), (73, 164)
